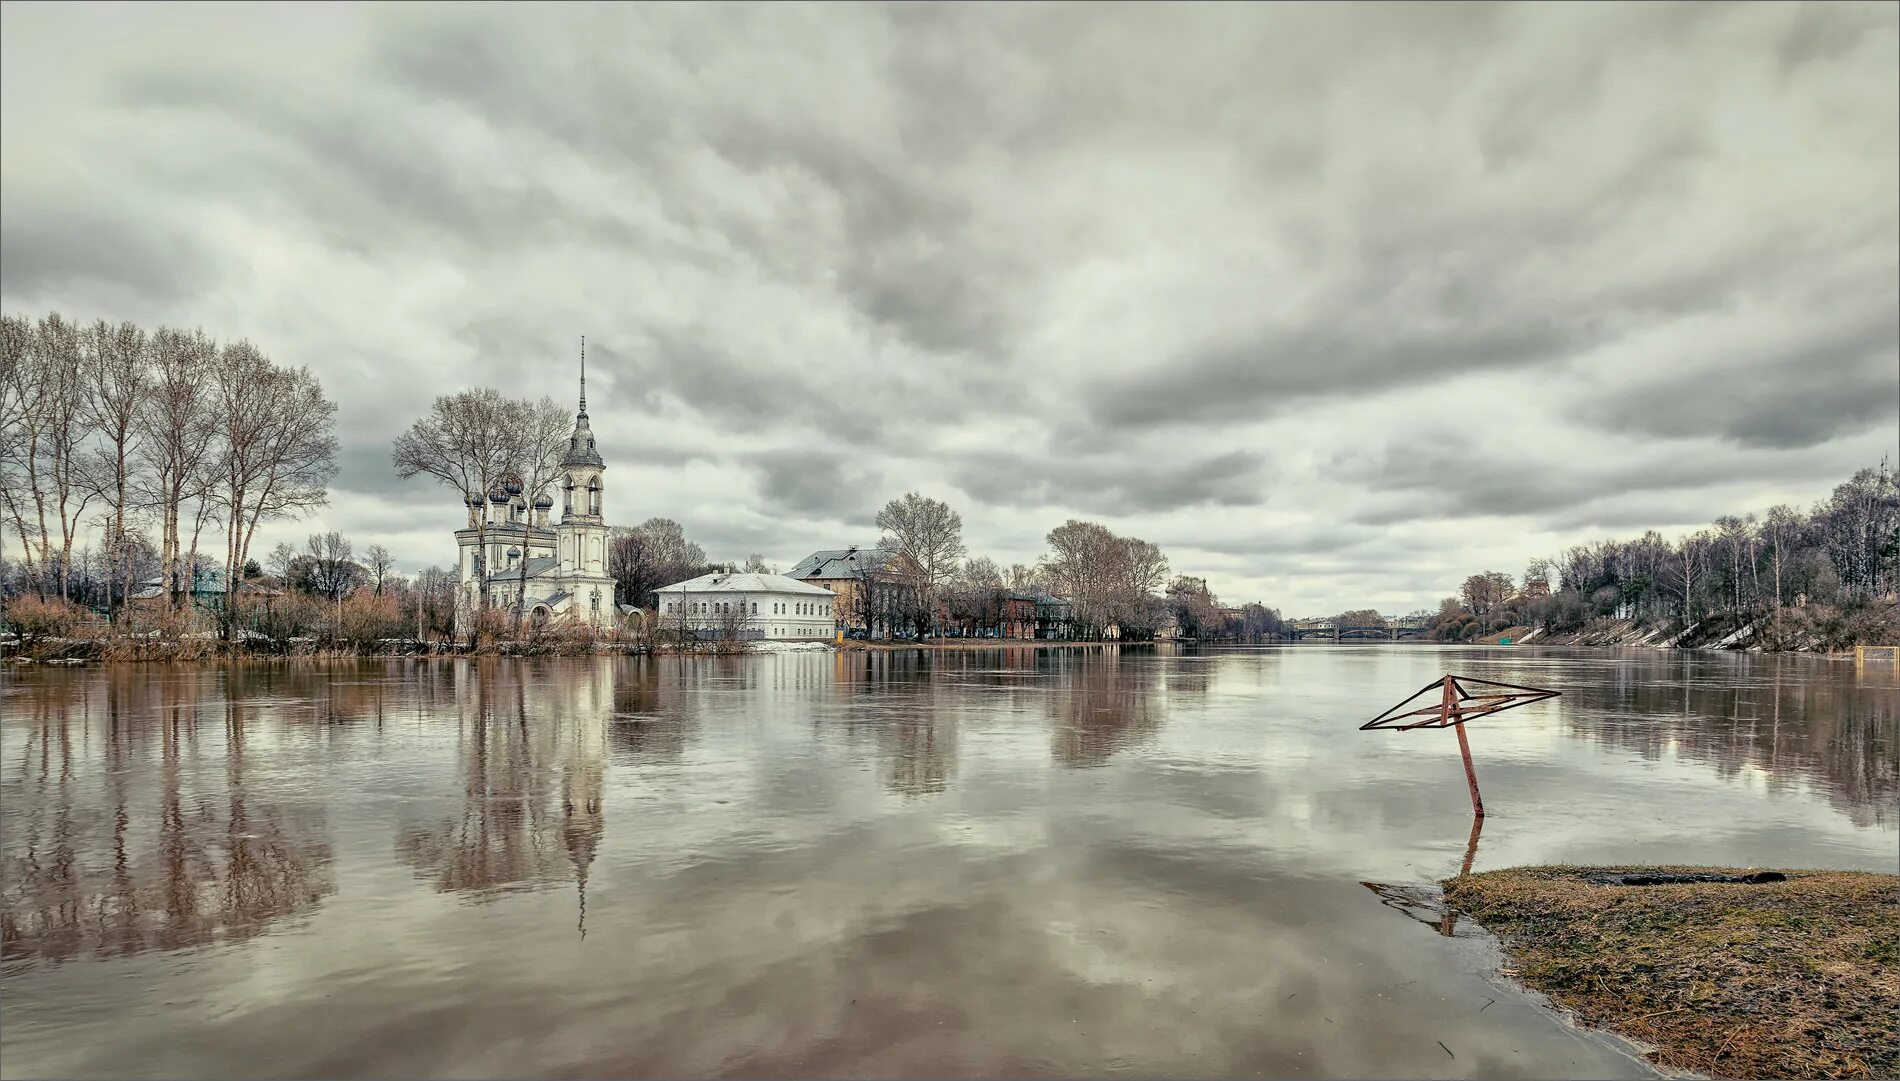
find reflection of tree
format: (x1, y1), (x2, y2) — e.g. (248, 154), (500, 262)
(392, 662), (619, 941)
(882, 715), (957, 797)
(1049, 653), (1162, 768)
(1162, 659), (1213, 699)
(1560, 659), (1897, 827)
(394, 668), (566, 896)
(2, 672), (334, 968)
(830, 652), (961, 796)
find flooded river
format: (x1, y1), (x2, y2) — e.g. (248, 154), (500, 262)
(2, 646), (1894, 1079)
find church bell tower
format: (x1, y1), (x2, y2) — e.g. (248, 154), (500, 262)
(556, 338), (612, 623)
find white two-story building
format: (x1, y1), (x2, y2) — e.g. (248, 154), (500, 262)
(653, 571), (837, 641)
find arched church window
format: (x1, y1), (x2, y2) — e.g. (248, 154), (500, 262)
(564, 475), (575, 516)
(588, 478), (601, 516)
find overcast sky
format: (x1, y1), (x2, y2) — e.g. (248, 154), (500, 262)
(3, 2), (1895, 615)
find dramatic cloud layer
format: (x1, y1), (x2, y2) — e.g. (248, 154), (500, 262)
(3, 2), (1895, 614)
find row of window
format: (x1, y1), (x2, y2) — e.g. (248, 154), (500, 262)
(662, 599), (834, 617)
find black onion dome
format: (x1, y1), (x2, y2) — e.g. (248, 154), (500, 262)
(533, 494), (554, 509)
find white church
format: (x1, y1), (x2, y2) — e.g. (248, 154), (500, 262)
(454, 362), (617, 635)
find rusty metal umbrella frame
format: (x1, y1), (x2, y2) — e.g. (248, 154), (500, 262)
(1360, 675), (1559, 818)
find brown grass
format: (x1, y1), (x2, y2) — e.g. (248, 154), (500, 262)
(1442, 865), (1899, 1080)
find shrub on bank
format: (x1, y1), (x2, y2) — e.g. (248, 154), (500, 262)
(4, 595), (88, 647)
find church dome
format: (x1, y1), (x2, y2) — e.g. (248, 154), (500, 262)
(534, 494), (555, 509)
(562, 416), (605, 468)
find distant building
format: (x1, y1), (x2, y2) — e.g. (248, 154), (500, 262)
(127, 571), (284, 631)
(1033, 594), (1075, 639)
(1002, 593), (1037, 639)
(788, 546), (918, 638)
(653, 570), (837, 641)
(1525, 575), (1551, 598)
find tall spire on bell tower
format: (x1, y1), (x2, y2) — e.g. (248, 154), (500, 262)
(579, 335), (587, 416)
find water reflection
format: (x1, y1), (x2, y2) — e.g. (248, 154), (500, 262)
(1550, 653), (1897, 827)
(1048, 652), (1162, 768)
(394, 662), (613, 917)
(2, 670), (334, 967)
(0, 648), (1891, 1080)
(832, 652), (963, 796)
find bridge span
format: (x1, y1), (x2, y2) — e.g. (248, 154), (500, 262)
(1287, 617), (1430, 641)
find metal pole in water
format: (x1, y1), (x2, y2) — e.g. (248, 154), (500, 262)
(1455, 721), (1484, 818)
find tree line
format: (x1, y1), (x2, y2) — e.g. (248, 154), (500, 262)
(1, 311), (337, 615)
(1428, 461), (1899, 649)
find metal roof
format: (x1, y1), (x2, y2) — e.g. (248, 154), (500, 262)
(787, 547), (901, 580)
(654, 571), (833, 596)
(486, 556), (560, 582)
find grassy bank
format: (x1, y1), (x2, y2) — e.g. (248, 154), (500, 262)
(1442, 866), (1898, 1080)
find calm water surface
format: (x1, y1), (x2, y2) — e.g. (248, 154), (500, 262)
(2, 646), (1894, 1079)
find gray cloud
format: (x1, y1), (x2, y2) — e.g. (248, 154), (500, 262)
(1334, 436), (1859, 525)
(0, 184), (216, 309)
(739, 448), (884, 523)
(2, 1), (1894, 614)
(1569, 307), (1899, 449)
(952, 449), (1268, 516)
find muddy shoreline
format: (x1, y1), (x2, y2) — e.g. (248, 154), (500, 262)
(1441, 866), (1899, 1080)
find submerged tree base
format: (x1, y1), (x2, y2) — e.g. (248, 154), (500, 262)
(1442, 866), (1898, 1080)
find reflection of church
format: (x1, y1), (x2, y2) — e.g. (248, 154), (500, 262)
(394, 661), (613, 937)
(562, 681), (608, 937)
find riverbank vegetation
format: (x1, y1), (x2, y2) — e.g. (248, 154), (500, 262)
(1428, 461), (1900, 651)
(1443, 866), (1898, 1080)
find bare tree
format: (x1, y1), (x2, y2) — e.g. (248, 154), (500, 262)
(1042, 519), (1120, 638)
(304, 531), (358, 600)
(875, 492), (965, 637)
(1004, 562), (1043, 593)
(742, 553), (773, 574)
(502, 396), (572, 634)
(365, 544), (394, 594)
(0, 314), (41, 589)
(609, 517), (709, 609)
(213, 342), (337, 605)
(1763, 504), (1801, 610)
(137, 327), (221, 608)
(5, 315), (98, 599)
(393, 387), (521, 616)
(1040, 520), (1171, 639)
(267, 541), (298, 583)
(82, 319), (148, 617)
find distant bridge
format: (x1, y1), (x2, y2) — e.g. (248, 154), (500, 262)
(1288, 616), (1429, 641)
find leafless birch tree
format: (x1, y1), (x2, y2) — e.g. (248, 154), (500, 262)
(83, 320), (148, 617)
(137, 327), (220, 607)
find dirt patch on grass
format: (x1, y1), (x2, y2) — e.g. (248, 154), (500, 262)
(1442, 866), (1898, 1080)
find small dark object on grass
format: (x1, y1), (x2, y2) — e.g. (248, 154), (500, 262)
(1591, 870), (1788, 886)
(1438, 1041), (1454, 1058)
